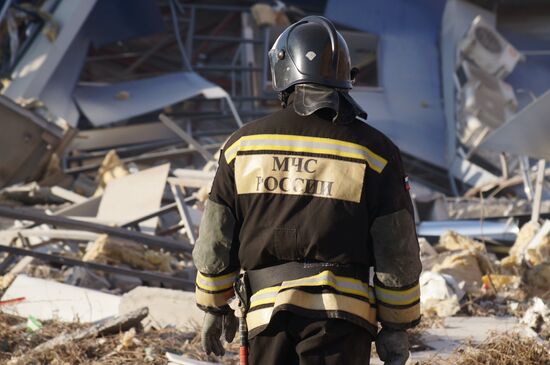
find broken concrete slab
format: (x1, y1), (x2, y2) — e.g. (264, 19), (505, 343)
(0, 274), (120, 322)
(97, 163), (169, 234)
(119, 286), (203, 330)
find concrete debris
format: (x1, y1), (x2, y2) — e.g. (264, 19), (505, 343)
(119, 286), (203, 331)
(0, 275), (120, 322)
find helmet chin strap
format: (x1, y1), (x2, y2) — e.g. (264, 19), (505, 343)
(278, 87), (294, 108)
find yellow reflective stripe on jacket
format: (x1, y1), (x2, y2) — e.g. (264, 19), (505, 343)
(377, 302), (420, 325)
(374, 283), (420, 306)
(196, 287), (234, 308)
(246, 289), (377, 333)
(249, 270), (375, 309)
(196, 271), (237, 292)
(224, 134), (387, 173)
(195, 271), (237, 310)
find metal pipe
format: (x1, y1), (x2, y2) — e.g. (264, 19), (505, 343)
(63, 143), (221, 174)
(0, 206), (192, 253)
(0, 245), (194, 289)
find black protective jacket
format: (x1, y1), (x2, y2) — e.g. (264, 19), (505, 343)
(193, 97), (421, 338)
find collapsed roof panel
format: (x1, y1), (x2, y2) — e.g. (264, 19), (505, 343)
(480, 90), (550, 160)
(73, 72), (228, 126)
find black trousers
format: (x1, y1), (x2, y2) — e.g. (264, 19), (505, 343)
(248, 312), (373, 365)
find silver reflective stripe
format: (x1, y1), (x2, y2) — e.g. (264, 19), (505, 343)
(374, 285), (420, 306)
(224, 134), (387, 173)
(250, 290), (278, 303)
(237, 139), (386, 172)
(196, 272), (236, 291)
(280, 272), (369, 296)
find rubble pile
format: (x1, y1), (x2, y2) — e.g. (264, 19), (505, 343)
(419, 227), (550, 324)
(0, 0), (549, 364)
(0, 310), (241, 365)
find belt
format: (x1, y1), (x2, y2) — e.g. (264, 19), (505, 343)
(246, 261), (370, 294)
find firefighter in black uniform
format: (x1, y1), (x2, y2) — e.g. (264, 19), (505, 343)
(193, 16), (421, 365)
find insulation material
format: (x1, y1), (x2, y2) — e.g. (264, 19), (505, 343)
(83, 234), (172, 273)
(432, 251), (484, 294)
(420, 271), (463, 317)
(94, 150), (129, 196)
(437, 230), (486, 254)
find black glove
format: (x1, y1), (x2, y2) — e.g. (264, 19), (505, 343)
(375, 328), (410, 365)
(201, 311), (238, 356)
